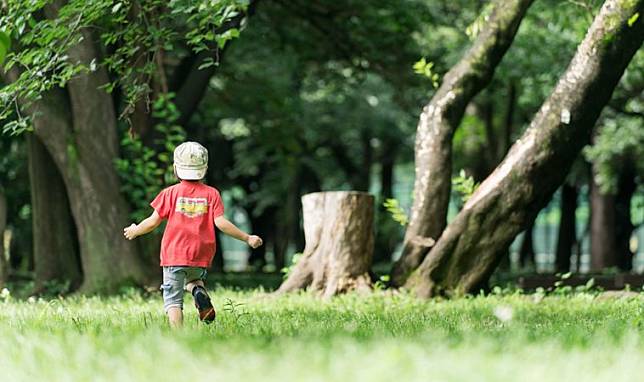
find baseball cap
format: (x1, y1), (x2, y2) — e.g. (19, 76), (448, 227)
(173, 142), (208, 180)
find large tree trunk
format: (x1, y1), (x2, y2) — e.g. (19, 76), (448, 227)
(615, 162), (636, 271)
(373, 141), (398, 264)
(4, 32), (148, 292)
(392, 0), (534, 286)
(590, 170), (618, 271)
(278, 192), (374, 297)
(27, 134), (82, 292)
(248, 209), (273, 270)
(500, 82), (517, 160)
(555, 184), (578, 273)
(65, 31), (148, 292)
(406, 0), (644, 297)
(0, 188), (7, 287)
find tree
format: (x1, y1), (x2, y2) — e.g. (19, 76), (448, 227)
(27, 134), (81, 292)
(585, 106), (643, 271)
(1, 0), (253, 292)
(406, 0), (643, 297)
(392, 0), (535, 286)
(555, 183), (578, 273)
(198, 0), (431, 268)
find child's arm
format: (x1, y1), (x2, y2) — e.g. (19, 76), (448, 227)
(214, 216), (263, 248)
(123, 211), (162, 240)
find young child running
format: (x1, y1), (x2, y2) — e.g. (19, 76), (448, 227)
(123, 142), (263, 327)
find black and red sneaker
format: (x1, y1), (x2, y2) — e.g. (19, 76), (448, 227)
(192, 286), (216, 323)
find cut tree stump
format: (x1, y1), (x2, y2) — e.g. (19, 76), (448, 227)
(277, 191), (375, 297)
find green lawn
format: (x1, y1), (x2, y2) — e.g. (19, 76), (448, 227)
(1, 289), (643, 381)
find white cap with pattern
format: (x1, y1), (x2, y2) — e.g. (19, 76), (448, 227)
(173, 142), (208, 180)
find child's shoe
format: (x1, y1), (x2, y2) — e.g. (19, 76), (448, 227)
(192, 286), (216, 323)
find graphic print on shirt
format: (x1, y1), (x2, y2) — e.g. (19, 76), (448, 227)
(176, 197), (208, 218)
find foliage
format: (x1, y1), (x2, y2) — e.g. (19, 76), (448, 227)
(0, 0), (249, 131)
(452, 169), (479, 205)
(412, 57), (439, 88)
(0, 290), (643, 380)
(0, 30), (10, 65)
(584, 116), (643, 193)
(115, 93), (186, 221)
(383, 198), (409, 226)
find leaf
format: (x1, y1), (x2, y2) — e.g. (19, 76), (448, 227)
(198, 57), (216, 70)
(628, 13), (639, 27)
(112, 3), (123, 14)
(0, 30), (11, 65)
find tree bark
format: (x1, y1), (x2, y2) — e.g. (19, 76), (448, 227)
(27, 134), (82, 291)
(555, 184), (578, 273)
(277, 192), (374, 297)
(406, 0), (644, 297)
(374, 141), (398, 264)
(590, 170), (617, 271)
(615, 162), (635, 271)
(392, 0), (534, 286)
(4, 29), (148, 292)
(501, 82), (517, 159)
(248, 208), (273, 270)
(69, 39), (147, 291)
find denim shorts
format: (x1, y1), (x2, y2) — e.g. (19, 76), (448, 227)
(160, 266), (207, 312)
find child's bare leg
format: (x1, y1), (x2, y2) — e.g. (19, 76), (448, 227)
(167, 306), (183, 328)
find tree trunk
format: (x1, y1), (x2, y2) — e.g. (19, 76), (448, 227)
(406, 0), (644, 297)
(0, 188), (7, 287)
(380, 143), (396, 200)
(62, 30), (148, 291)
(273, 168), (301, 271)
(27, 134), (82, 292)
(4, 33), (148, 292)
(590, 171), (617, 271)
(357, 129), (372, 192)
(500, 82), (517, 160)
(555, 184), (577, 273)
(278, 192), (374, 297)
(615, 162), (635, 271)
(392, 0), (534, 286)
(248, 209), (273, 270)
(374, 141), (398, 264)
(519, 221), (535, 269)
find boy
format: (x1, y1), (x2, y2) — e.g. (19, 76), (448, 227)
(123, 141), (262, 327)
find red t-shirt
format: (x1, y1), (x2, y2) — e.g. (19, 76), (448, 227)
(151, 181), (224, 267)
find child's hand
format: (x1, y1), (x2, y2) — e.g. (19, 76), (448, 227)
(247, 235), (263, 249)
(123, 224), (139, 240)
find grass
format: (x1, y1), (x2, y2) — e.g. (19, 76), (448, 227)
(0, 288), (643, 381)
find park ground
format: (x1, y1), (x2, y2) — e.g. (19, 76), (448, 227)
(1, 281), (643, 382)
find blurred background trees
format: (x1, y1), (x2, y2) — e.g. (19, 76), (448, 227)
(0, 0), (642, 294)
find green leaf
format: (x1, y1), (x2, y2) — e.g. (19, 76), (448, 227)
(0, 30), (11, 65)
(628, 13), (639, 27)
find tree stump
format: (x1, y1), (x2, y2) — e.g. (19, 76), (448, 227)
(277, 191), (375, 297)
